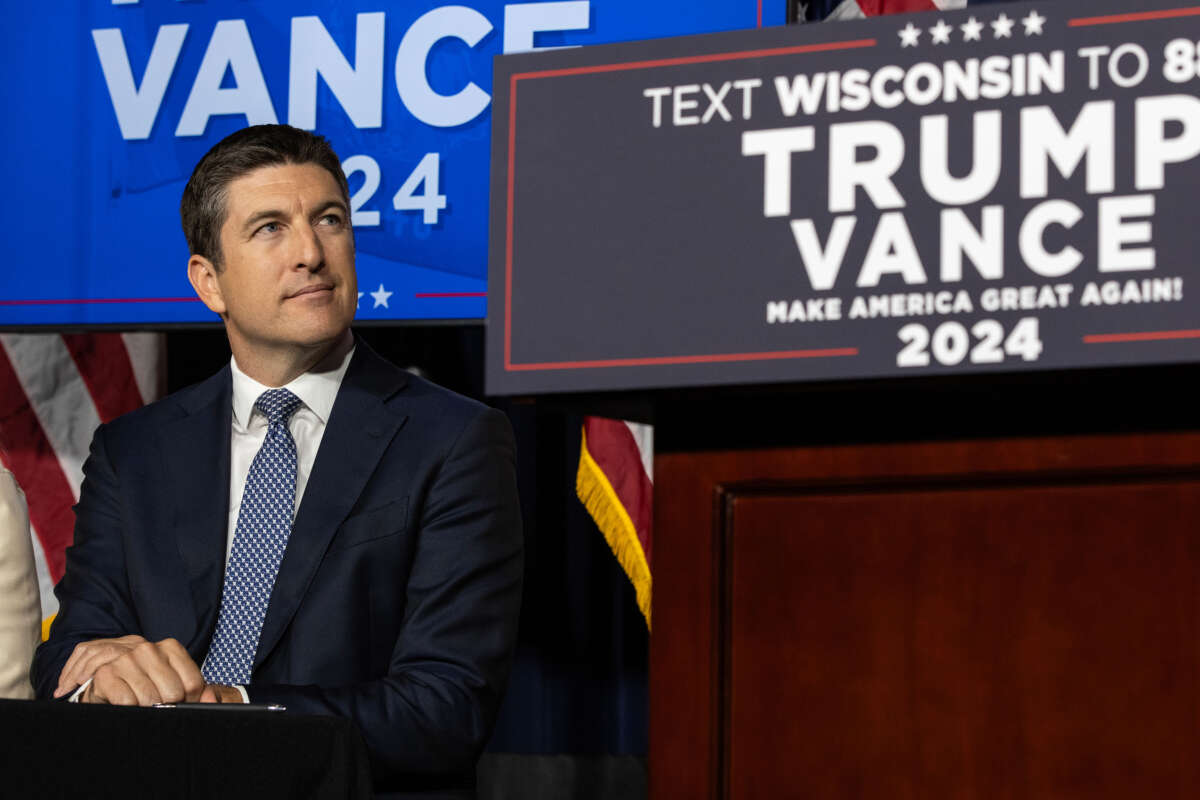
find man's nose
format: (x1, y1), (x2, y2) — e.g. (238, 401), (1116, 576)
(295, 222), (325, 271)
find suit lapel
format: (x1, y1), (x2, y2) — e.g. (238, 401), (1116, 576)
(160, 368), (232, 655)
(253, 342), (409, 670)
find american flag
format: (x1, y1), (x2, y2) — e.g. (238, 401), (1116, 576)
(576, 417), (653, 628)
(800, 0), (1015, 22)
(0, 333), (162, 633)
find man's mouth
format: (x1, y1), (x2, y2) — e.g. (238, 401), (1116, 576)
(288, 284), (335, 299)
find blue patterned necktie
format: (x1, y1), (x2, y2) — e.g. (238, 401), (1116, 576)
(203, 388), (303, 685)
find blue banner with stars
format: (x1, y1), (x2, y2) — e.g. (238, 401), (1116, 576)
(0, 1), (782, 328)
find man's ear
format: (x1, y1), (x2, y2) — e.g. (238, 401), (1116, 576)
(187, 254), (226, 315)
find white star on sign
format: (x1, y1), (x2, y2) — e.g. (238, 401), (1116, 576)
(991, 13), (1015, 38)
(898, 22), (921, 47)
(929, 19), (953, 44)
(370, 283), (393, 309)
(960, 16), (984, 42)
(1022, 10), (1046, 35)
(357, 291), (364, 307)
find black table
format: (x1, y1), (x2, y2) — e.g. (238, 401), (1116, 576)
(0, 698), (372, 799)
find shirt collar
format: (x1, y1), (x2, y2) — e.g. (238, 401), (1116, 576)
(230, 333), (355, 427)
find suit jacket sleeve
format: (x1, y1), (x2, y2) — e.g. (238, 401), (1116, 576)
(30, 424), (141, 699)
(247, 406), (524, 781)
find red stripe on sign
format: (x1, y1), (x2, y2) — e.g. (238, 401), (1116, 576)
(0, 343), (76, 583)
(1069, 7), (1200, 26)
(63, 333), (144, 423)
(583, 417), (653, 566)
(1083, 329), (1200, 343)
(505, 73), (519, 371)
(0, 297), (199, 306)
(506, 346), (859, 371)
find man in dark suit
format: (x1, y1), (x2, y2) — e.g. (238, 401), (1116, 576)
(32, 125), (523, 795)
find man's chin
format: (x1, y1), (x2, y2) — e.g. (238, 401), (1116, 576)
(225, 306), (353, 355)
(291, 327), (348, 350)
(300, 315), (355, 348)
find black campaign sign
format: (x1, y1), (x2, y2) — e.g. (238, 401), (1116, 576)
(487, 0), (1200, 395)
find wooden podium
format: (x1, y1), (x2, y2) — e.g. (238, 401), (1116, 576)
(650, 424), (1200, 799)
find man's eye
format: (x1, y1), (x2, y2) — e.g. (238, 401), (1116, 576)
(318, 214), (344, 227)
(256, 221), (281, 235)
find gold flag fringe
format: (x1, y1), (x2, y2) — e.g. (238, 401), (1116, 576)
(576, 428), (652, 629)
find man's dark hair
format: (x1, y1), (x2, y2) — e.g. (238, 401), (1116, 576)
(180, 124), (351, 267)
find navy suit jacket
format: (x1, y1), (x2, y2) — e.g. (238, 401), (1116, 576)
(32, 339), (523, 797)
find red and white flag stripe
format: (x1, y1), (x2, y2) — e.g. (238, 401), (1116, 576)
(0, 333), (162, 627)
(821, 0), (966, 20)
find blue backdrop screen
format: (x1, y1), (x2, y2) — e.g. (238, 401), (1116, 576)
(0, 1), (781, 327)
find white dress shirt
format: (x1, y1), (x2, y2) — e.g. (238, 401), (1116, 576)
(71, 336), (355, 703)
(225, 338), (355, 562)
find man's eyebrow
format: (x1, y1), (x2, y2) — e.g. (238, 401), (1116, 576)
(312, 199), (350, 217)
(240, 200), (350, 233)
(241, 209), (286, 234)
